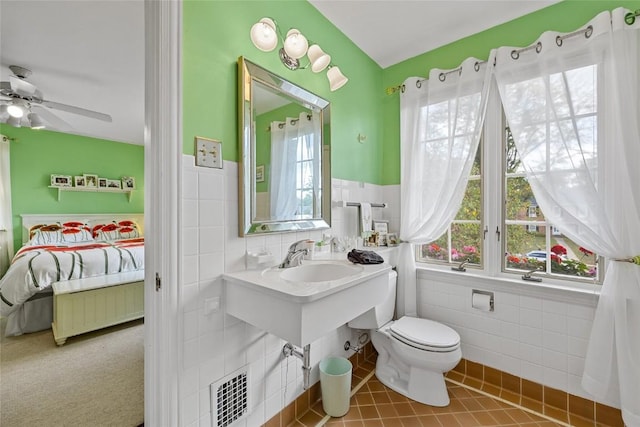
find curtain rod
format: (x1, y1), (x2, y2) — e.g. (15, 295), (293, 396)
(510, 25), (593, 59)
(266, 113), (312, 131)
(385, 8), (639, 95)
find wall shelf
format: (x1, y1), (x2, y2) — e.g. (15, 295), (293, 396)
(48, 186), (134, 202)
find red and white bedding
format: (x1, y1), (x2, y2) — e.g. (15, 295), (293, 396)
(0, 237), (144, 317)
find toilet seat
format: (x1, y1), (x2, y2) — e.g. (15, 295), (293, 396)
(389, 316), (460, 353)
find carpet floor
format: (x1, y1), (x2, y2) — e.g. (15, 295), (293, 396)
(0, 318), (144, 427)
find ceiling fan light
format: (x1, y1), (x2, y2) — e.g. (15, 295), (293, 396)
(28, 112), (46, 129)
(7, 103), (24, 118)
(307, 45), (331, 73)
(327, 66), (348, 91)
(283, 29), (308, 59)
(6, 115), (22, 128)
(250, 18), (278, 52)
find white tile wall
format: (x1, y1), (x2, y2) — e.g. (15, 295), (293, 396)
(414, 270), (615, 406)
(180, 157), (389, 427)
(180, 156), (613, 424)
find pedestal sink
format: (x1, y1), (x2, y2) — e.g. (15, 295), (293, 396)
(223, 257), (390, 347)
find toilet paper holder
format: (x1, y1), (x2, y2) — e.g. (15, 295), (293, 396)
(472, 289), (494, 312)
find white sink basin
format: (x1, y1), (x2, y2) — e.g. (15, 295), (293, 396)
(224, 257), (390, 347)
(279, 262), (364, 283)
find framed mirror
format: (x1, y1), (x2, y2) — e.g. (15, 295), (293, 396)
(238, 57), (331, 236)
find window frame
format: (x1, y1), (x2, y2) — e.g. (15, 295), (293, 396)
(415, 81), (603, 289)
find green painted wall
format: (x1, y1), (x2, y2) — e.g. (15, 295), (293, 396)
(1, 125), (144, 251)
(182, 0), (385, 184)
(380, 0), (640, 185)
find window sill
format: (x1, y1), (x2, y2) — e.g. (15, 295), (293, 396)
(416, 265), (600, 306)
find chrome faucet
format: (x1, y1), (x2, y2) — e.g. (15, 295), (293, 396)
(279, 240), (310, 268)
(522, 267), (543, 282)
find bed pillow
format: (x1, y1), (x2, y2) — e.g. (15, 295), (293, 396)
(28, 222), (94, 245)
(91, 220), (142, 241)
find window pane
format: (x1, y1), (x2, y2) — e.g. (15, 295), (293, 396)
(451, 223), (481, 265)
(504, 224), (598, 279)
(504, 224), (542, 271)
(548, 232), (598, 279)
(455, 178), (481, 221)
(419, 233), (449, 262)
(505, 176), (542, 221)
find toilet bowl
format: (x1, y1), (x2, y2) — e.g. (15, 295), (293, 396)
(348, 271), (461, 406)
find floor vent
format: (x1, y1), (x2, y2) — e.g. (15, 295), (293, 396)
(211, 367), (249, 427)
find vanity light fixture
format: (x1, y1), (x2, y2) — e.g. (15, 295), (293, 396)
(249, 17), (348, 91)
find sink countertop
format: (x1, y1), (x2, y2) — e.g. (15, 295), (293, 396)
(223, 253), (391, 303)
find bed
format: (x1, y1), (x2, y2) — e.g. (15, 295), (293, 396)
(0, 213), (145, 343)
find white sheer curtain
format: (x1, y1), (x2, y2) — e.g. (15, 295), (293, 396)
(0, 134), (14, 277)
(269, 112), (318, 220)
(493, 9), (640, 424)
(398, 57), (492, 317)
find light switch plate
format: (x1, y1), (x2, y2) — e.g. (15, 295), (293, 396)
(195, 137), (222, 168)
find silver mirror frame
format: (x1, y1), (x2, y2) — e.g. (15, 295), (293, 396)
(237, 57), (331, 236)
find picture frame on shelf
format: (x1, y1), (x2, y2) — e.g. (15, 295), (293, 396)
(121, 176), (136, 190)
(387, 233), (399, 246)
(84, 174), (98, 188)
(106, 179), (122, 189)
(50, 174), (72, 187)
(373, 220), (389, 233)
(74, 176), (86, 187)
(256, 165), (265, 183)
(98, 178), (107, 188)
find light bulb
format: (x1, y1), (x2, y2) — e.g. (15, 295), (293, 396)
(250, 18), (278, 52)
(283, 29), (308, 59)
(28, 112), (46, 129)
(327, 66), (348, 91)
(307, 45), (331, 73)
(7, 103), (24, 118)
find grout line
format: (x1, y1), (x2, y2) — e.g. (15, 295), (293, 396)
(444, 377), (572, 427)
(315, 366), (377, 427)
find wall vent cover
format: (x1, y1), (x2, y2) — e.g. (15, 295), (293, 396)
(211, 367), (249, 427)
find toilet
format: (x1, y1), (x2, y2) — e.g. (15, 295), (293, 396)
(348, 271), (461, 407)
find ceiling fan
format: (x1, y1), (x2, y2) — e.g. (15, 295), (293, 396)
(0, 65), (112, 131)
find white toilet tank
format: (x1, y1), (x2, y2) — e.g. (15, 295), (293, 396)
(348, 270), (397, 329)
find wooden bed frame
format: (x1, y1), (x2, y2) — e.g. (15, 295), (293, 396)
(19, 213), (145, 345)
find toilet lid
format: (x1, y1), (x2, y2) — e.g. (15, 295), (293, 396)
(389, 316), (460, 352)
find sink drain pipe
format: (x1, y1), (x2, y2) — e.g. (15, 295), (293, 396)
(283, 343), (311, 389)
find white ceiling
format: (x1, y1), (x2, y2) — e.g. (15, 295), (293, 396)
(0, 0), (145, 145)
(308, 0), (559, 68)
(1, 0), (558, 145)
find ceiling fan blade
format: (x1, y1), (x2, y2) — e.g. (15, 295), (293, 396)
(9, 75), (38, 97)
(41, 99), (113, 122)
(31, 104), (73, 131)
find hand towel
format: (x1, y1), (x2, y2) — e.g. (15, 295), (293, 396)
(360, 202), (372, 232)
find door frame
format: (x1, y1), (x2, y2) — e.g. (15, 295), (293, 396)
(144, 1), (182, 425)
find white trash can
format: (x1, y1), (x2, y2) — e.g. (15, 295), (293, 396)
(319, 356), (352, 417)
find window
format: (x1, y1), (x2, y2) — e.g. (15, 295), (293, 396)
(418, 143), (483, 266)
(295, 133), (316, 217)
(417, 78), (601, 285)
(503, 126), (599, 281)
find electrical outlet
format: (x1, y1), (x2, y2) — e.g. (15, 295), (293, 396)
(195, 137), (222, 168)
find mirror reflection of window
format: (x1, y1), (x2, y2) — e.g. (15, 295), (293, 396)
(269, 112), (321, 220)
